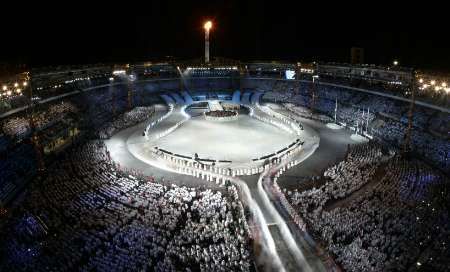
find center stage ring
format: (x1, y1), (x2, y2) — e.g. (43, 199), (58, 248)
(204, 110), (239, 121)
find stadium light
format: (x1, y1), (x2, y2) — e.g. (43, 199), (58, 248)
(112, 70), (126, 75)
(393, 60), (398, 66)
(204, 21), (212, 31)
(204, 20), (212, 63)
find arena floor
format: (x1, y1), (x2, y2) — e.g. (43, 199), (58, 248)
(152, 114), (297, 163)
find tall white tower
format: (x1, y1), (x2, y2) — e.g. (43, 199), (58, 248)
(204, 21), (212, 63)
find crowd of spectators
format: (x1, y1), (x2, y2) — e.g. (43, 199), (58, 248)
(262, 82), (449, 172)
(0, 84), (158, 206)
(0, 143), (37, 204)
(1, 102), (78, 140)
(283, 143), (449, 271)
(373, 119), (449, 170)
(98, 106), (155, 139)
(0, 141), (253, 271)
(0, 95), (29, 114)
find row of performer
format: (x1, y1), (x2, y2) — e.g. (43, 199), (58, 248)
(153, 142), (304, 179)
(255, 103), (303, 135)
(272, 159), (308, 231)
(144, 104), (174, 137)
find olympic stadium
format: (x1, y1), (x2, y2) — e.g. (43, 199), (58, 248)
(0, 23), (449, 272)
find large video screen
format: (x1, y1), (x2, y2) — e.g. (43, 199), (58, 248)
(285, 70), (296, 80)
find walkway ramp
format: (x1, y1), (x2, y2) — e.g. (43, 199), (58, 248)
(170, 92), (185, 105)
(181, 91), (194, 104)
(241, 91), (252, 104)
(208, 100), (224, 111)
(160, 94), (175, 105)
(232, 90), (241, 104)
(251, 91), (263, 104)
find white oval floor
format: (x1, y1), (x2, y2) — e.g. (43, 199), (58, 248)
(144, 114), (298, 163)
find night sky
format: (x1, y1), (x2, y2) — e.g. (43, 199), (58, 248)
(1, 1), (449, 71)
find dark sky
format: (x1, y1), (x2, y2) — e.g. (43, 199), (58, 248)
(1, 1), (449, 71)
